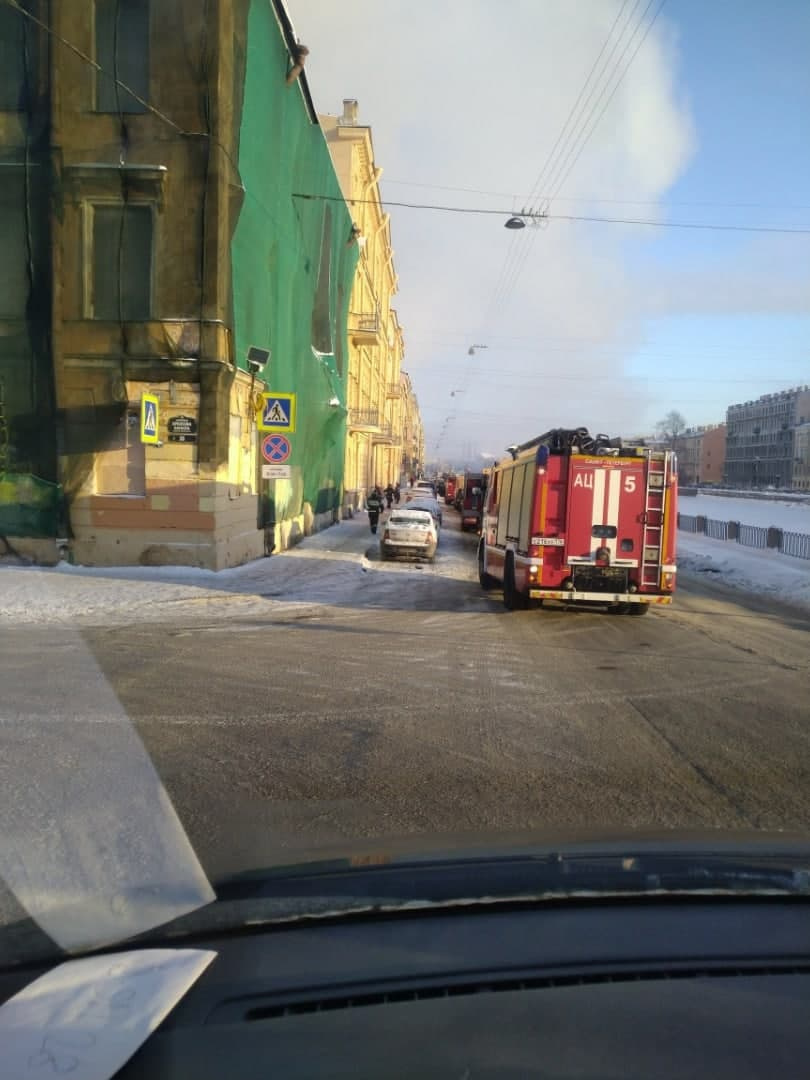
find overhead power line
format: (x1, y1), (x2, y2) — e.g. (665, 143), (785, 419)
(484, 0), (638, 327)
(4, 0), (182, 131)
(420, 365), (810, 385)
(292, 194), (810, 235)
(3, 0), (242, 176)
(544, 0), (667, 209)
(382, 180), (810, 212)
(527, 0), (639, 215)
(490, 0), (669, 330)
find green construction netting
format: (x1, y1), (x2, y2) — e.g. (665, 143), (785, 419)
(0, 2), (57, 537)
(231, 0), (358, 525)
(0, 473), (62, 539)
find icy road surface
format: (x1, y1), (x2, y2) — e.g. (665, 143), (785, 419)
(0, 512), (484, 627)
(2, 507), (809, 910)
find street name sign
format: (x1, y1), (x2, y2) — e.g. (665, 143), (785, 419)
(262, 464), (291, 480)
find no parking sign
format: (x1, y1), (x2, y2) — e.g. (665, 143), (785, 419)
(262, 433), (291, 463)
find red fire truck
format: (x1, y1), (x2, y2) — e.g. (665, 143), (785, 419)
(456, 472), (486, 531)
(444, 475), (457, 505)
(478, 428), (678, 614)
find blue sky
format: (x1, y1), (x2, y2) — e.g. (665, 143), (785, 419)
(621, 0), (810, 427)
(293, 0), (809, 461)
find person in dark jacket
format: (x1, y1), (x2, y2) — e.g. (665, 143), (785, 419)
(394, 483), (401, 504)
(384, 483), (395, 509)
(366, 487), (384, 533)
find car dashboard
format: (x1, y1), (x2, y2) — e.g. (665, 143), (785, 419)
(3, 895), (808, 1078)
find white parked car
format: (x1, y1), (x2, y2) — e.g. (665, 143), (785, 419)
(403, 492), (443, 528)
(380, 509), (438, 561)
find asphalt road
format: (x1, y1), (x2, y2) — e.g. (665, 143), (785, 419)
(3, 506), (810, 883)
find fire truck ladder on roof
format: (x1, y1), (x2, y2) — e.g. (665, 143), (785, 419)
(640, 452), (668, 589)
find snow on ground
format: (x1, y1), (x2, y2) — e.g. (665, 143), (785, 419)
(0, 513), (479, 627)
(676, 492), (810, 611)
(678, 493), (810, 532)
(678, 532), (810, 613)
(3, 495), (809, 625)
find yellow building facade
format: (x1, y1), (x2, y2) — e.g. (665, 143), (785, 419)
(322, 100), (422, 505)
(400, 371), (425, 482)
(1, 1), (356, 567)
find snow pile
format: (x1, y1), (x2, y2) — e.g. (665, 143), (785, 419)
(0, 514), (481, 627)
(676, 491), (810, 611)
(678, 533), (810, 613)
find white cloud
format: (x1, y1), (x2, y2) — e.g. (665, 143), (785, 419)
(289, 0), (798, 458)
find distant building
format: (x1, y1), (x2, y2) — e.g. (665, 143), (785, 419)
(793, 422), (810, 492)
(676, 425), (726, 486)
(400, 371), (424, 480)
(725, 388), (810, 489)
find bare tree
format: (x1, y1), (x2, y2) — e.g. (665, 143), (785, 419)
(656, 410), (687, 443)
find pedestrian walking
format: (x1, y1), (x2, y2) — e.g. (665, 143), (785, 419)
(394, 483), (401, 504)
(384, 483), (394, 509)
(366, 486), (384, 534)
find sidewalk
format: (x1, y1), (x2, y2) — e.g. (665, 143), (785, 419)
(0, 514), (381, 627)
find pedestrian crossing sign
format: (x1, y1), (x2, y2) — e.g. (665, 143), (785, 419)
(258, 391), (296, 433)
(140, 393), (160, 445)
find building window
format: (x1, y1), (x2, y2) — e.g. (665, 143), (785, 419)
(311, 205), (334, 356)
(95, 0), (150, 113)
(87, 203), (154, 320)
(0, 4), (27, 111)
(0, 167), (28, 319)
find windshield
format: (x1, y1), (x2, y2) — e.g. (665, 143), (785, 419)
(1, 0), (810, 967)
(390, 512), (432, 524)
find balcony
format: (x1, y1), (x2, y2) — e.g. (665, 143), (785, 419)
(385, 383), (402, 398)
(372, 422), (396, 444)
(348, 310), (383, 348)
(349, 408), (383, 432)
